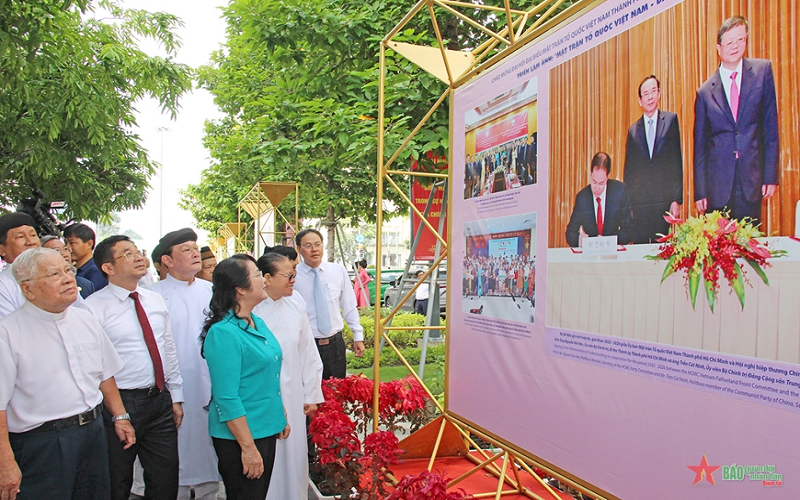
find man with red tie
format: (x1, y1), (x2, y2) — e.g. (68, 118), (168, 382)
(84, 235), (184, 500)
(565, 152), (633, 247)
(693, 15), (779, 224)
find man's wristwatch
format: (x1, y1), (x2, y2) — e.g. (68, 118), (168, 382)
(111, 413), (131, 422)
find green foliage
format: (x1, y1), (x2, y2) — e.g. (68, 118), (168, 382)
(184, 0), (453, 231)
(342, 306), (445, 350)
(347, 344), (445, 370)
(0, 0), (192, 221)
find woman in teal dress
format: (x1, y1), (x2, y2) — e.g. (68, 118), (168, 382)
(201, 254), (290, 500)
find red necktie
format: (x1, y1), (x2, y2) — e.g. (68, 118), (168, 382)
(130, 292), (165, 391)
(596, 197), (604, 236)
(730, 71), (739, 122)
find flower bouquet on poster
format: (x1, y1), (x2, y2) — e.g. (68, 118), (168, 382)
(646, 211), (786, 312)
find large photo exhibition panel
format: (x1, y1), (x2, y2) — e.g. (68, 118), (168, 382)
(447, 0), (800, 497)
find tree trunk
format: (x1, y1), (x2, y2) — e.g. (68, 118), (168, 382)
(326, 205), (336, 262)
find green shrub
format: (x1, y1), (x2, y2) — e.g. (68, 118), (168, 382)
(343, 308), (446, 351)
(347, 343), (445, 370)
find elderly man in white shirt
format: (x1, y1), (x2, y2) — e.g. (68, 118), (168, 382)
(84, 235), (184, 500)
(293, 229), (364, 380)
(150, 228), (220, 500)
(0, 247), (135, 500)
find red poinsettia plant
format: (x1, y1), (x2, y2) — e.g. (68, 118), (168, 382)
(309, 374), (432, 499)
(646, 211), (786, 311)
(385, 471), (470, 500)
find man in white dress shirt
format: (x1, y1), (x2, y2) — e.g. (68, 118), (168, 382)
(0, 247), (135, 500)
(150, 228), (220, 500)
(293, 229), (364, 380)
(0, 213), (41, 319)
(84, 236), (184, 500)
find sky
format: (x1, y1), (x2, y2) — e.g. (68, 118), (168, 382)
(114, 0), (228, 254)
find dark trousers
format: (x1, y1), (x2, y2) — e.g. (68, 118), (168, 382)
(213, 435), (276, 500)
(315, 331), (346, 380)
(104, 389), (178, 500)
(415, 298), (429, 316)
(8, 416), (110, 500)
(711, 160), (763, 225)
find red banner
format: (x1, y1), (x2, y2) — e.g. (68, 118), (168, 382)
(474, 110), (529, 152)
(411, 157), (448, 260)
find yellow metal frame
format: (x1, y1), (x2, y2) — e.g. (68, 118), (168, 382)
(375, 1), (614, 499)
(237, 182), (300, 254)
(216, 222), (248, 257)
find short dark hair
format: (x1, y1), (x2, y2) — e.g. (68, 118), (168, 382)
(94, 235), (132, 278)
(63, 223), (96, 249)
(637, 74), (660, 98)
(201, 254), (257, 357)
(256, 252), (289, 276)
(590, 152), (611, 175)
(717, 15), (747, 44)
(295, 228), (323, 246)
(263, 245), (298, 261)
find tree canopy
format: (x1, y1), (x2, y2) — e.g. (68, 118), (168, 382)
(185, 0), (582, 240)
(0, 0), (193, 222)
(183, 0), (453, 236)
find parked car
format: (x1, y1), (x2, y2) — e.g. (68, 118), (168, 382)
(366, 268), (404, 305)
(383, 269), (447, 315)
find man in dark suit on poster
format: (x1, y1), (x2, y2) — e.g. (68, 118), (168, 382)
(565, 152), (633, 247)
(624, 75), (683, 243)
(693, 15), (779, 224)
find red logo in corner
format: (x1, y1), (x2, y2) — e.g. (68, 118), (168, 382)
(687, 454), (721, 485)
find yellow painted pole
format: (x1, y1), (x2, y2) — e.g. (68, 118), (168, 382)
(373, 42), (387, 434)
(503, 0), (516, 45)
(427, 3), (455, 84)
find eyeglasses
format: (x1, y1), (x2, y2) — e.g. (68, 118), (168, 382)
(276, 272), (296, 280)
(721, 35), (747, 49)
(22, 267), (75, 283)
(114, 249), (144, 262)
(301, 242), (323, 250)
(591, 180), (608, 188)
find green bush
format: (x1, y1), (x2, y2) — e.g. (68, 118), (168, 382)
(347, 343), (445, 370)
(342, 307), (445, 350)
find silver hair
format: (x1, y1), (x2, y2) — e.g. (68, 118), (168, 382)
(39, 235), (60, 246)
(11, 247), (60, 284)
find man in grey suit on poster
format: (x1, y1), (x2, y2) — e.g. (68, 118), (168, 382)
(693, 15), (779, 224)
(624, 75), (683, 243)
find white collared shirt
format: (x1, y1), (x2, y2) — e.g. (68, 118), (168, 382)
(0, 267), (24, 320)
(294, 261), (364, 341)
(83, 283), (183, 401)
(719, 60), (743, 111)
(0, 302), (124, 432)
(643, 109), (659, 158)
(594, 187), (607, 232)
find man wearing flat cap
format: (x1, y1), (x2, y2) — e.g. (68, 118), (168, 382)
(195, 247), (216, 283)
(151, 244), (168, 282)
(150, 228), (220, 500)
(0, 247), (135, 500)
(0, 212), (41, 319)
